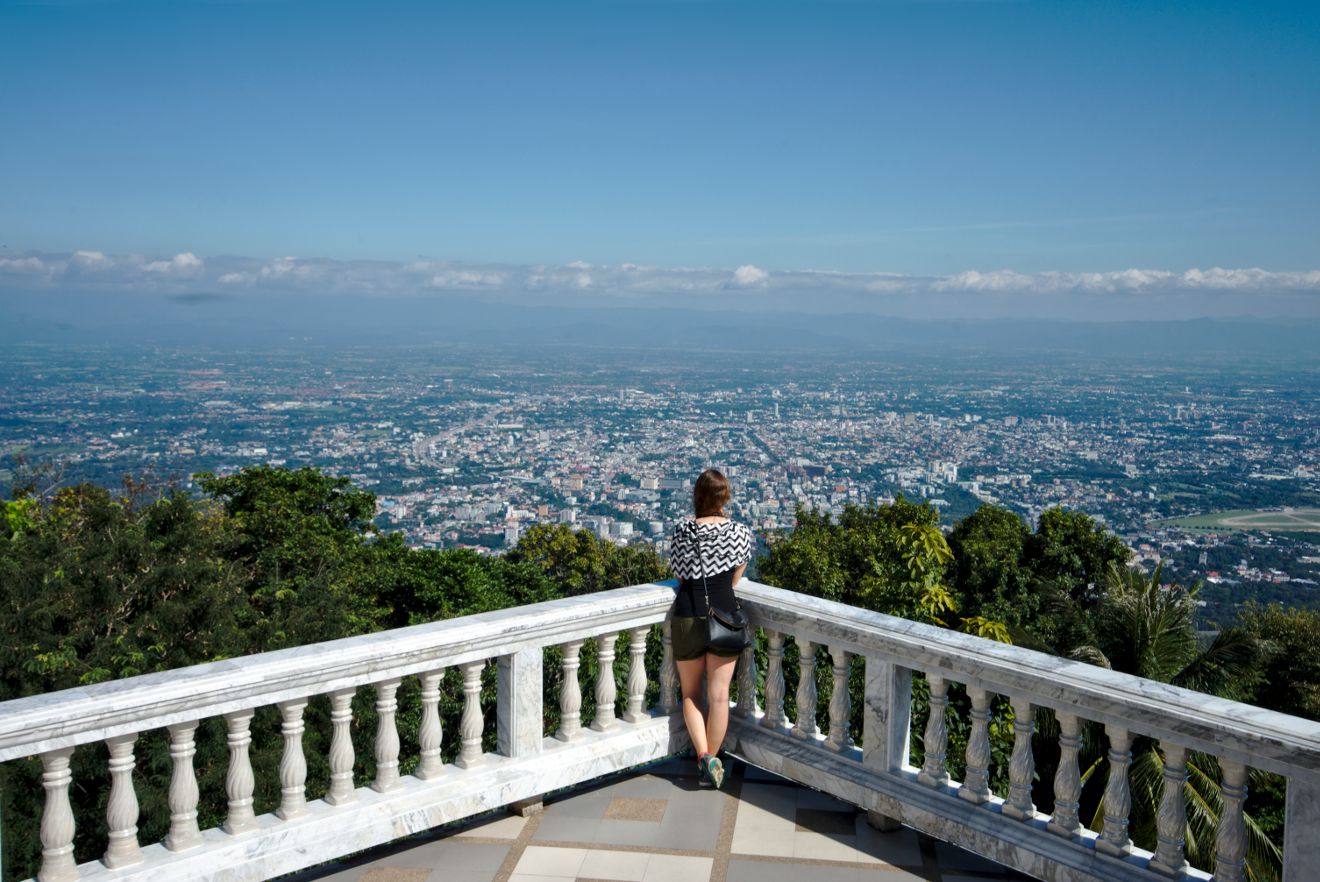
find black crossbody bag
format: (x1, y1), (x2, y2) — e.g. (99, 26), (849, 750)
(695, 527), (751, 653)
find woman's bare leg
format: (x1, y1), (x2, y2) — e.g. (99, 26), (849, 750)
(703, 653), (739, 756)
(676, 657), (709, 756)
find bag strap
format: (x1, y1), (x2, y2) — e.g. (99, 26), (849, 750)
(692, 522), (742, 616)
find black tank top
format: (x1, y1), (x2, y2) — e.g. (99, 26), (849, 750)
(672, 568), (738, 618)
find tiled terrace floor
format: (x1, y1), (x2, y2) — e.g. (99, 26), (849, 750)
(295, 757), (1029, 882)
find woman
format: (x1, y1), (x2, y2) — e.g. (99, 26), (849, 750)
(668, 468), (754, 789)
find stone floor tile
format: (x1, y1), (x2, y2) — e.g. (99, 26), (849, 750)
(641, 853), (713, 882)
(394, 840), (509, 874)
(356, 871), (431, 882)
(453, 812), (528, 840)
(507, 875), (576, 882)
(726, 860), (859, 882)
(579, 848), (652, 881)
(515, 845), (590, 877)
(852, 821), (924, 867)
(792, 831), (881, 864)
(534, 814), (605, 842)
(730, 825), (796, 857)
(605, 796), (669, 822)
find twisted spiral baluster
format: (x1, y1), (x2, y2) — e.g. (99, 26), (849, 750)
(165, 722), (203, 850)
(592, 634), (618, 731)
(1002, 696), (1036, 820)
(373, 678), (402, 792)
(958, 686), (992, 804)
(623, 627), (650, 723)
(761, 629), (786, 730)
(826, 645), (852, 751)
(1047, 711), (1083, 837)
(223, 710), (257, 833)
(417, 670), (445, 780)
(1097, 725), (1133, 857)
(556, 640), (584, 741)
(457, 660), (486, 768)
(326, 688), (357, 805)
(1149, 741), (1188, 876)
(791, 639), (819, 740)
(38, 747), (77, 882)
(1214, 759), (1249, 882)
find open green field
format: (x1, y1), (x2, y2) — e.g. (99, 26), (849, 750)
(1160, 507), (1320, 532)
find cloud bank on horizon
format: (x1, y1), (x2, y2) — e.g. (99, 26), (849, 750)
(3, 249), (1319, 321)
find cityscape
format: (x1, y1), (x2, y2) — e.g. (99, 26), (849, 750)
(3, 341), (1317, 625)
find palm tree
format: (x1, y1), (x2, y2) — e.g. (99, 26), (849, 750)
(1071, 563), (1279, 881)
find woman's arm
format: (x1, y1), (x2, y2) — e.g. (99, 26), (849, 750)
(731, 563), (747, 587)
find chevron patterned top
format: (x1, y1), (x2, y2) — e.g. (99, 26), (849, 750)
(669, 518), (754, 580)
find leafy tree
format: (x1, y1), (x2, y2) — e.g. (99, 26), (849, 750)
(196, 466), (384, 647)
(948, 505), (1036, 630)
(507, 523), (668, 596)
(1237, 603), (1320, 722)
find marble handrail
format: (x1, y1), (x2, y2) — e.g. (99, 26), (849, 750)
(0, 581), (677, 762)
(736, 580), (1320, 776)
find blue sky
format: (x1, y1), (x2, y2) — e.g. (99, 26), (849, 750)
(1, 0), (1318, 317)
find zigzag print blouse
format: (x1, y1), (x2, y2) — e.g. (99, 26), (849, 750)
(669, 518), (754, 581)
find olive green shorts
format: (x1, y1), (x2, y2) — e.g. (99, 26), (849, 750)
(670, 615), (744, 662)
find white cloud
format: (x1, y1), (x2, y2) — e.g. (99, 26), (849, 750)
(2, 249), (1318, 319)
(730, 264), (769, 287)
(143, 252), (203, 274)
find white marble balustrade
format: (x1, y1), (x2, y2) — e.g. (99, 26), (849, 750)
(0, 582), (683, 882)
(3, 579), (1319, 882)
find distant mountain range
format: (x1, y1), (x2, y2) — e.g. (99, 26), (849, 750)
(3, 289), (1317, 357)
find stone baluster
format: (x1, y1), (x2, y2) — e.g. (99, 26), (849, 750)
(373, 678), (402, 792)
(103, 733), (143, 868)
(1214, 759), (1249, 882)
(38, 747), (77, 882)
(1047, 711), (1083, 837)
(916, 673), (949, 785)
(958, 686), (992, 804)
(826, 645), (852, 751)
(592, 634), (618, 732)
(791, 638), (820, 740)
(659, 621), (679, 714)
(457, 660), (486, 767)
(761, 629), (786, 730)
(736, 639), (760, 719)
(165, 722), (203, 851)
(275, 700), (308, 819)
(623, 627), (650, 723)
(1097, 726), (1133, 857)
(1149, 742), (1189, 876)
(556, 640), (584, 741)
(326, 688), (357, 804)
(417, 670), (444, 779)
(1002, 696), (1036, 820)
(223, 710), (257, 834)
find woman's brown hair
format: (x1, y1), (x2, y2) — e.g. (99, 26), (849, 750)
(693, 468), (731, 517)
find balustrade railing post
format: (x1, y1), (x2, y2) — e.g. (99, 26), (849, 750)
(916, 673), (949, 785)
(1002, 696), (1036, 820)
(1215, 759), (1249, 882)
(1047, 711), (1083, 838)
(1149, 741), (1188, 876)
(791, 638), (820, 740)
(660, 620), (679, 714)
(103, 733), (143, 868)
(862, 656), (911, 832)
(826, 645), (852, 751)
(622, 627), (649, 723)
(736, 638), (760, 720)
(557, 640), (584, 741)
(165, 722), (203, 851)
(959, 686), (992, 804)
(1284, 773), (1320, 882)
(222, 710), (257, 834)
(38, 746), (77, 882)
(416, 670), (444, 780)
(498, 647), (544, 758)
(1097, 725), (1133, 857)
(373, 678), (402, 792)
(276, 700), (308, 819)
(326, 688), (358, 804)
(457, 660), (486, 767)
(761, 629), (786, 730)
(591, 634), (619, 732)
